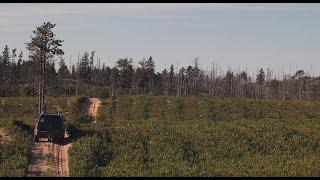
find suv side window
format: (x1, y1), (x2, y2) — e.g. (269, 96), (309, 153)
(38, 117), (49, 130)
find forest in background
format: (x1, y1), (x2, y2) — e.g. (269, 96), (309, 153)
(2, 21), (320, 100)
(2, 32), (320, 99)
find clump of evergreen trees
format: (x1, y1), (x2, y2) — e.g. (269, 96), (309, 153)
(1, 22), (320, 100)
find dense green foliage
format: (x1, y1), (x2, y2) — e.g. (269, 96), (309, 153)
(69, 131), (113, 176)
(68, 96), (320, 176)
(0, 120), (33, 176)
(2, 96), (320, 176)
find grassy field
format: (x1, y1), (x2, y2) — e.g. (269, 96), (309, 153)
(2, 96), (320, 176)
(69, 96), (320, 177)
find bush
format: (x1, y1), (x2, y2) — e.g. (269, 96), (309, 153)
(137, 96), (150, 120)
(69, 131), (113, 177)
(69, 96), (92, 124)
(202, 99), (218, 121)
(182, 140), (199, 164)
(175, 98), (184, 121)
(97, 89), (110, 99)
(0, 121), (32, 176)
(21, 86), (37, 97)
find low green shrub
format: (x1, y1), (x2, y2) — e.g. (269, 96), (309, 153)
(69, 131), (113, 177)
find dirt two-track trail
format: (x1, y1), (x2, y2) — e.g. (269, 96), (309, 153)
(26, 139), (71, 177)
(26, 98), (101, 177)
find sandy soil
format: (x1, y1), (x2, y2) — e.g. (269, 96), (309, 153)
(26, 132), (71, 177)
(0, 128), (12, 143)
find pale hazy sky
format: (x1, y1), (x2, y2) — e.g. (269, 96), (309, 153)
(1, 3), (320, 75)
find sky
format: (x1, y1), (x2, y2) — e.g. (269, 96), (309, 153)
(1, 3), (320, 76)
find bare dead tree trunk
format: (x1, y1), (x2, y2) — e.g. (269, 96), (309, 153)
(42, 54), (45, 112)
(38, 52), (44, 114)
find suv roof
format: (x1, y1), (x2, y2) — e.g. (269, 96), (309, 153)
(37, 113), (64, 130)
(40, 111), (61, 116)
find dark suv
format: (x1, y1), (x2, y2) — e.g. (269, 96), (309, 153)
(34, 112), (66, 142)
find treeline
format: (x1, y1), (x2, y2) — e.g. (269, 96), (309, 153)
(1, 44), (320, 99)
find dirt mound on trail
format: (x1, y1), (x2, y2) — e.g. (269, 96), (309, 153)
(88, 98), (101, 119)
(0, 128), (12, 143)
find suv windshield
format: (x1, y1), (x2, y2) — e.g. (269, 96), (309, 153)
(38, 115), (63, 130)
